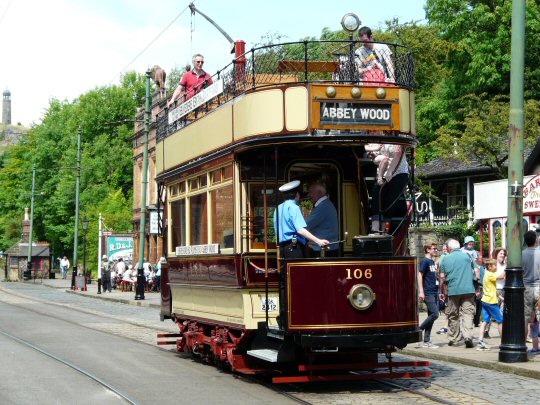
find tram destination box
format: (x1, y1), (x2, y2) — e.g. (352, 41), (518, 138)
(352, 235), (393, 257)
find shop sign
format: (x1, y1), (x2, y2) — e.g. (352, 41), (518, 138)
(523, 174), (540, 213)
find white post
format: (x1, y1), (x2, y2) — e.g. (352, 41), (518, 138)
(98, 213), (102, 279)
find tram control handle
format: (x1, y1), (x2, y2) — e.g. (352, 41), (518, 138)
(319, 232), (348, 258)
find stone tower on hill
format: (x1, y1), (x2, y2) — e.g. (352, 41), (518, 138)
(2, 89), (11, 125)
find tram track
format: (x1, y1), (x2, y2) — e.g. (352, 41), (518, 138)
(0, 287), (494, 404)
(261, 372), (489, 404)
(0, 328), (136, 404)
(0, 285), (177, 347)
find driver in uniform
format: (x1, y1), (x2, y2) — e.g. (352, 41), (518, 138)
(274, 180), (330, 258)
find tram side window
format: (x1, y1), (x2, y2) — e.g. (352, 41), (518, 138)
(249, 184), (276, 249)
(190, 193), (208, 245)
(171, 199), (186, 248)
(211, 185), (234, 249)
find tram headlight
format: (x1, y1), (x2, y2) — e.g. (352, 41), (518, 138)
(341, 13), (361, 33)
(347, 284), (376, 310)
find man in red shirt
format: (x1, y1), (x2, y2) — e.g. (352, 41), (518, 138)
(167, 53), (213, 108)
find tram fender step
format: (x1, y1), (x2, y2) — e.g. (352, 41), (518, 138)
(247, 349), (279, 362)
(247, 322), (295, 363)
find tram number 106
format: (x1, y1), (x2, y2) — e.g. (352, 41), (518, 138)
(345, 268), (373, 280)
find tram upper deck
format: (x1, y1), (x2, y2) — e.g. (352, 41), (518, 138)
(155, 39), (415, 177)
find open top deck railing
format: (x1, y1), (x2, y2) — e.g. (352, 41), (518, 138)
(156, 39), (414, 141)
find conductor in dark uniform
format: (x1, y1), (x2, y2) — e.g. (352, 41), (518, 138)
(306, 180), (339, 257)
(274, 180), (329, 259)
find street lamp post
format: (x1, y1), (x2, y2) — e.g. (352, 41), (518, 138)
(82, 215), (89, 292)
(71, 128), (82, 290)
(1, 251), (7, 280)
(24, 164), (36, 281)
(135, 70), (151, 301)
(499, 0), (527, 363)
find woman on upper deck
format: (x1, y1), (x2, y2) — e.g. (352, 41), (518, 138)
(366, 143), (409, 234)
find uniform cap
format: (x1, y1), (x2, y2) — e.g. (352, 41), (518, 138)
(102, 254), (108, 260)
(279, 180), (301, 193)
(464, 236), (475, 244)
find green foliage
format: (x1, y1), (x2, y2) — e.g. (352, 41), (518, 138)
(0, 72), (145, 269)
(435, 97), (540, 178)
(414, 207), (473, 241)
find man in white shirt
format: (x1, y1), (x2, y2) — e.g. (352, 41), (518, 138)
(356, 26), (395, 83)
(59, 256), (70, 280)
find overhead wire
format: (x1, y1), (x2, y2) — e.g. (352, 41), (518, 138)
(0, 0), (13, 26)
(109, 2), (192, 84)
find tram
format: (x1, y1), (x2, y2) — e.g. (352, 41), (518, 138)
(156, 20), (426, 382)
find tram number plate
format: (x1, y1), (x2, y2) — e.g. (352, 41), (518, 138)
(260, 297), (278, 312)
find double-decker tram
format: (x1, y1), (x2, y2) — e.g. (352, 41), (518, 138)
(156, 21), (427, 382)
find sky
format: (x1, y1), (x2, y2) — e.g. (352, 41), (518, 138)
(0, 0), (427, 127)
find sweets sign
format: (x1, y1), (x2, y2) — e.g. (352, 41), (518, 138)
(523, 174), (540, 213)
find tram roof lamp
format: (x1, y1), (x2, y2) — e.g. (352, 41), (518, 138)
(82, 215), (89, 232)
(341, 13), (361, 33)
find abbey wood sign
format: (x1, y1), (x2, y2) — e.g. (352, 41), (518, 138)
(320, 102), (392, 126)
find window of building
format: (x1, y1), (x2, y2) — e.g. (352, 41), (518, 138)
(211, 185), (234, 249)
(446, 182), (466, 218)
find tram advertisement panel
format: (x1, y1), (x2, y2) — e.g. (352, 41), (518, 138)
(106, 234), (134, 264)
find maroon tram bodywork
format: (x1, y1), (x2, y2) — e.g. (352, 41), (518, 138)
(159, 254), (425, 381)
(285, 258), (418, 335)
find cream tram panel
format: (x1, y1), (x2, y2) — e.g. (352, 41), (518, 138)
(158, 105), (233, 174)
(284, 86), (308, 131)
(409, 91), (416, 135)
(398, 89), (411, 134)
(171, 285), (278, 329)
(233, 89), (284, 140)
(343, 182), (361, 251)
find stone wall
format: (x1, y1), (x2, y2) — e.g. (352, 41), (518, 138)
(408, 227), (447, 259)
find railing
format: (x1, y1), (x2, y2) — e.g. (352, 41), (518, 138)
(156, 39), (414, 141)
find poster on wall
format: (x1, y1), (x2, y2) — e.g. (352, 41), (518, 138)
(106, 234), (134, 266)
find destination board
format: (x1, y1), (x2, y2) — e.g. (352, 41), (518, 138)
(320, 102), (392, 126)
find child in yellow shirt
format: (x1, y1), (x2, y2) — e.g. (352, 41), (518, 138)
(477, 259), (505, 350)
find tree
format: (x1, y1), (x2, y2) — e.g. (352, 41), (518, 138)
(0, 72), (145, 271)
(435, 97), (540, 178)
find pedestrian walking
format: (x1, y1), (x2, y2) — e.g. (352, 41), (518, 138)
(477, 259), (504, 351)
(522, 230), (540, 353)
(60, 256), (70, 280)
(440, 238), (479, 348)
(417, 243), (439, 349)
(101, 255), (112, 293)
